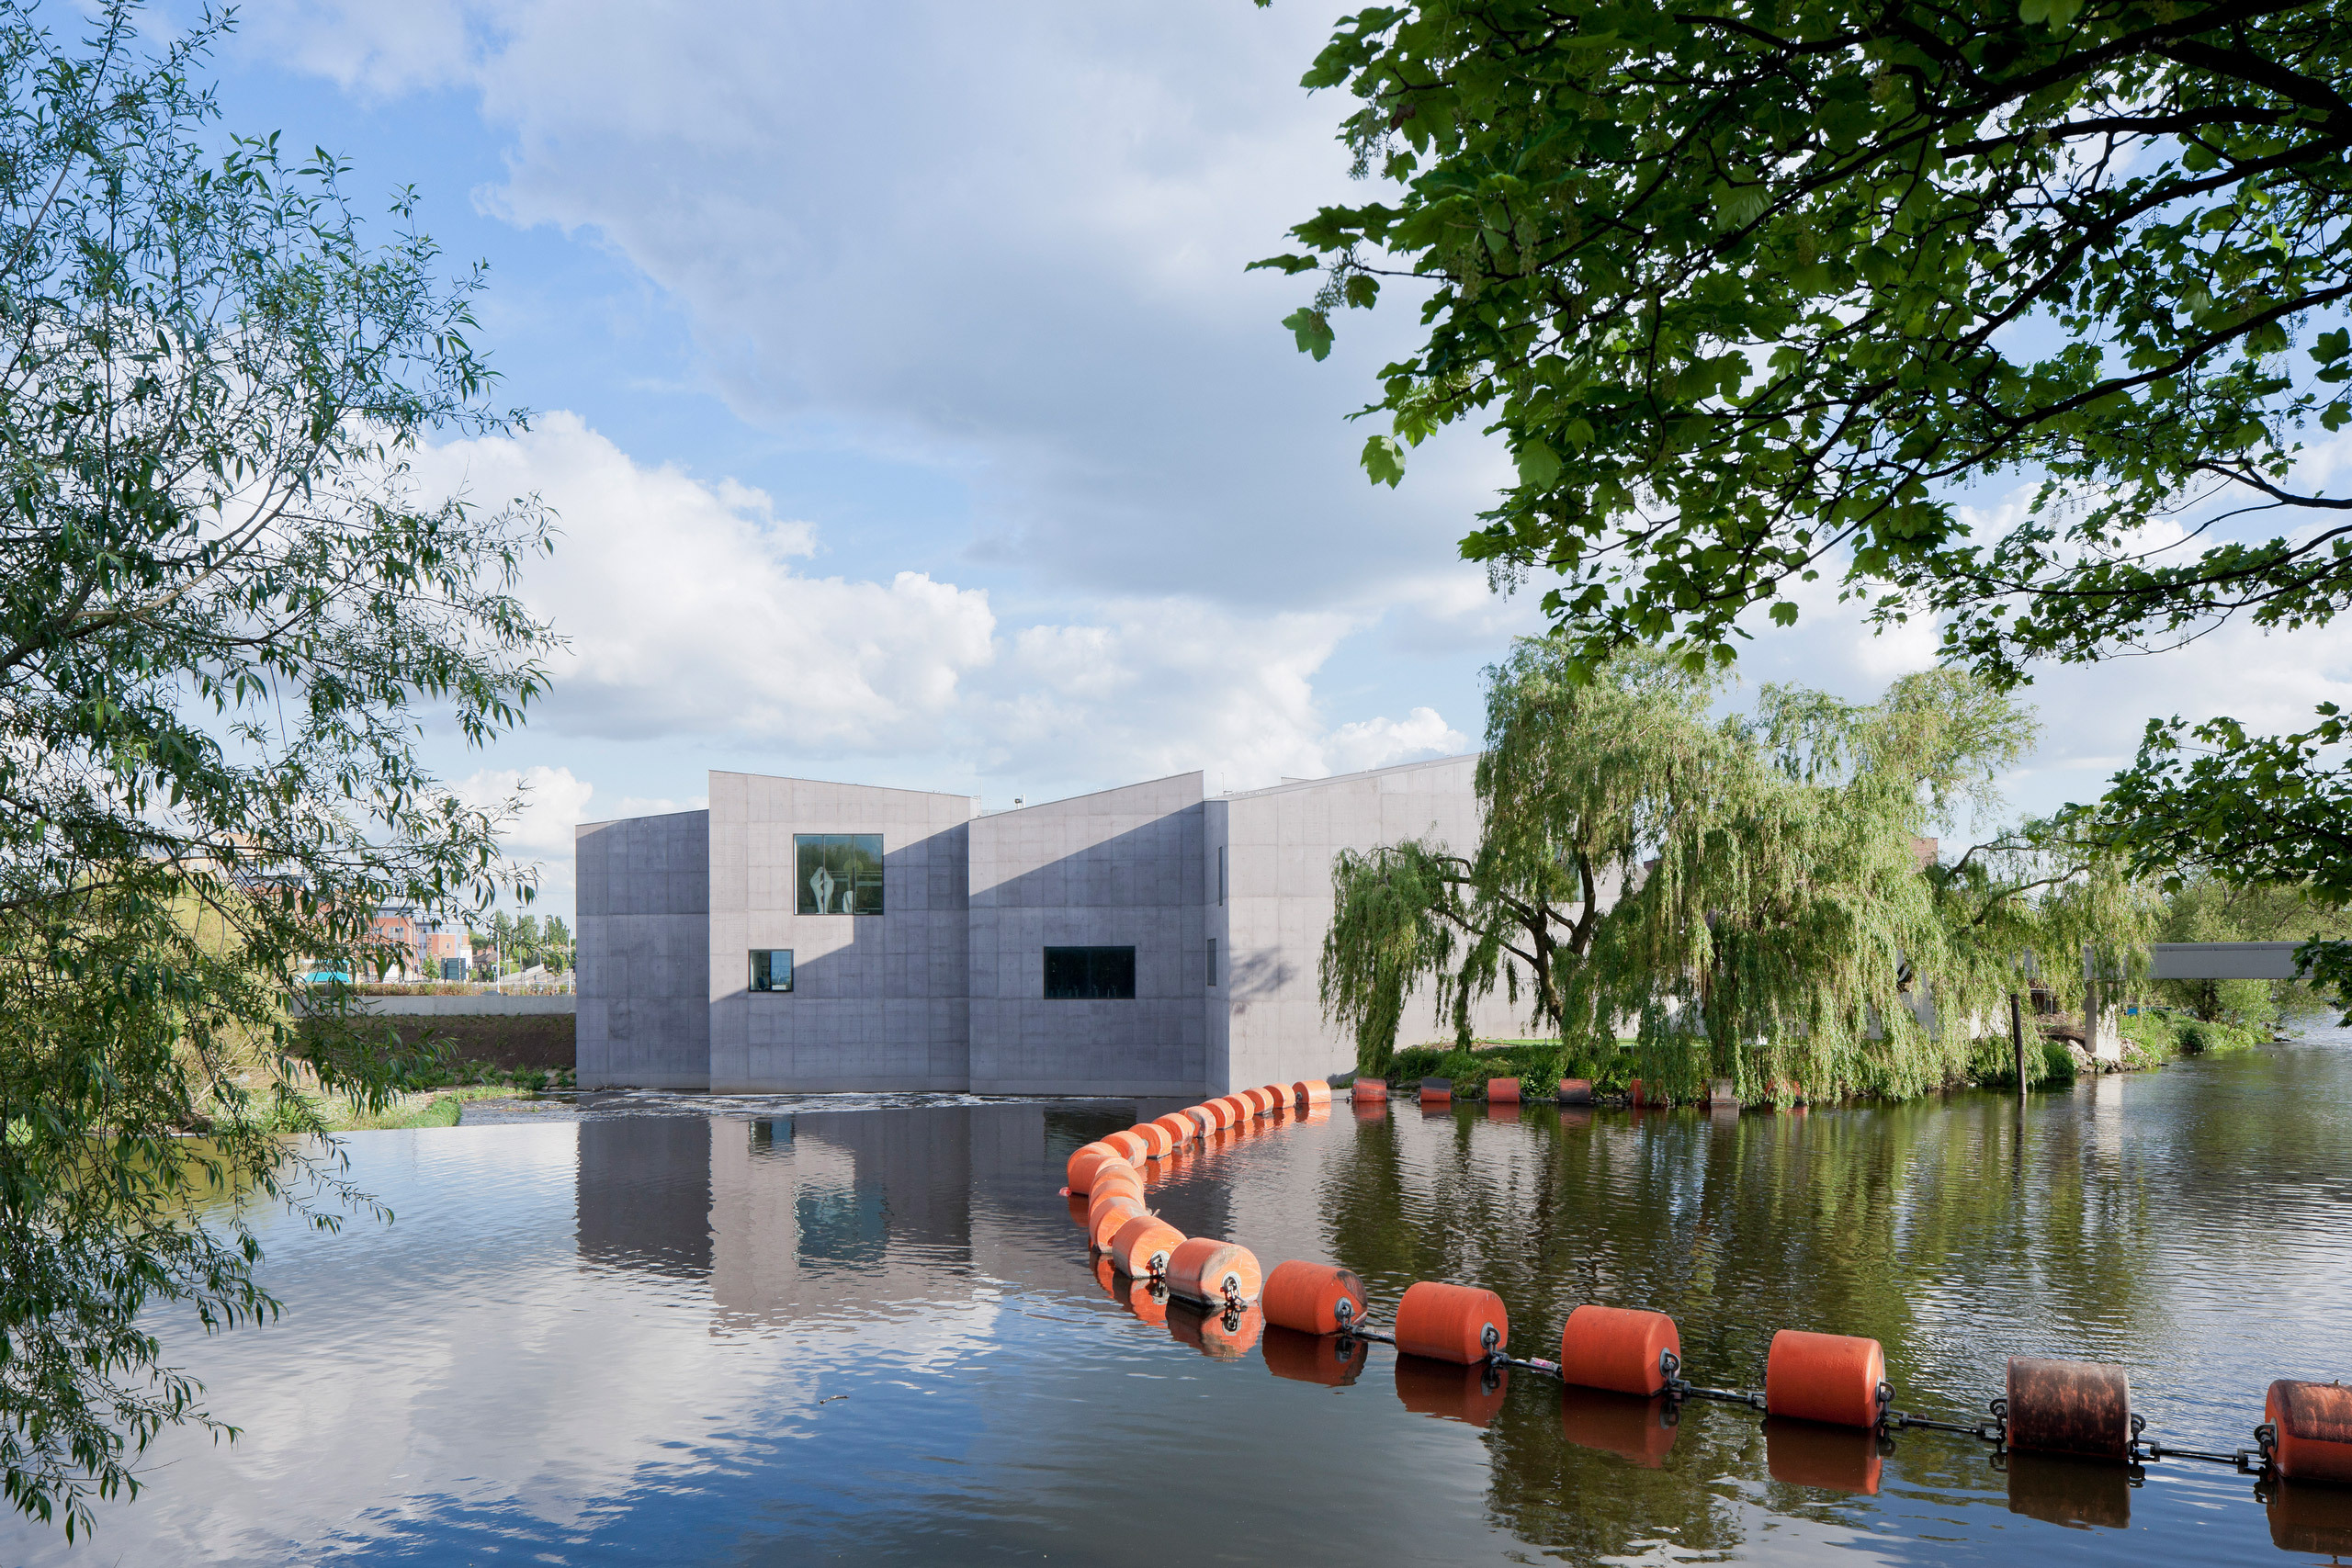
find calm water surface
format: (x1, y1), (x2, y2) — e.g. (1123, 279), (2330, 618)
(11, 1026), (2352, 1566)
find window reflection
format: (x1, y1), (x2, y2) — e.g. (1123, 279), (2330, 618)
(1044, 945), (1136, 999)
(749, 949), (794, 992)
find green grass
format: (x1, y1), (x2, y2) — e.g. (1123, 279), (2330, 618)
(2120, 1007), (2265, 1059)
(318, 1082), (542, 1131)
(1386, 1038), (1642, 1096)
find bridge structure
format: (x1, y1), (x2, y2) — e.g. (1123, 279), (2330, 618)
(2079, 941), (2309, 1064)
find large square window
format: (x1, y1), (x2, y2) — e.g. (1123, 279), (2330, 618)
(750, 949), (794, 993)
(1044, 945), (1136, 999)
(794, 834), (884, 915)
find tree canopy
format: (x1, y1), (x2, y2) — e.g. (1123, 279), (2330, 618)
(1321, 643), (2149, 1098)
(1259, 0), (2352, 685)
(0, 6), (551, 1535)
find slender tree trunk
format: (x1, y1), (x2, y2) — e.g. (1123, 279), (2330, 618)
(2009, 990), (2027, 1103)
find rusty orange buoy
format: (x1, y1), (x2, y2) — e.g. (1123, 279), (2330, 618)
(1165, 1237), (1263, 1306)
(1557, 1304), (1681, 1397)
(1181, 1105), (1217, 1136)
(1263, 1325), (1367, 1386)
(1351, 1079), (1388, 1101)
(1487, 1077), (1521, 1103)
(2004, 1357), (2132, 1461)
(1765, 1329), (1888, 1428)
(1392, 1280), (1508, 1364)
(2267, 1380), (2352, 1485)
(1087, 1192), (1147, 1250)
(1557, 1077), (1593, 1105)
(1107, 1213), (1184, 1279)
(1261, 1259), (1367, 1337)
(1419, 1077), (1453, 1104)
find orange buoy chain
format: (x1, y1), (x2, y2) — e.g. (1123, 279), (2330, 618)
(1064, 1088), (2332, 1491)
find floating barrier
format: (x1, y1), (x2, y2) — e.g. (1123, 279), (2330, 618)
(1152, 1111), (1196, 1147)
(1558, 1304), (1680, 1397)
(1066, 1142), (1121, 1193)
(1102, 1129), (1151, 1163)
(1487, 1077), (1521, 1104)
(1181, 1104), (1217, 1136)
(2005, 1356), (2132, 1460)
(1263, 1324), (1367, 1386)
(1166, 1238), (1263, 1308)
(1350, 1078), (1387, 1102)
(1562, 1387), (1679, 1468)
(1393, 1280), (1508, 1365)
(1107, 1214), (1184, 1279)
(1239, 1087), (1273, 1115)
(1128, 1122), (1174, 1159)
(1557, 1077), (1593, 1105)
(1764, 1416), (1883, 1494)
(2267, 1381), (2352, 1483)
(1261, 1260), (1367, 1336)
(1087, 1192), (1147, 1250)
(1089, 1162), (1147, 1208)
(1293, 1078), (1332, 1109)
(1419, 1077), (1453, 1105)
(1765, 1330), (1889, 1429)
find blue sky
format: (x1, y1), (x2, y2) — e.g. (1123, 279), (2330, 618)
(191, 2), (2352, 921)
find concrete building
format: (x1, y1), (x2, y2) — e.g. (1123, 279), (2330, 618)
(576, 755), (1524, 1094)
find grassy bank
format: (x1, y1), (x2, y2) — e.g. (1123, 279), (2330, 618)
(2120, 1007), (2267, 1059)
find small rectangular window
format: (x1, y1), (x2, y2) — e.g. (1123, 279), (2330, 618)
(1217, 845), (1226, 906)
(1044, 945), (1136, 1000)
(749, 949), (794, 993)
(1206, 938), (1217, 987)
(794, 833), (884, 914)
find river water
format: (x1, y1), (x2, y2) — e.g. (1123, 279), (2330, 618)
(8, 1025), (2350, 1565)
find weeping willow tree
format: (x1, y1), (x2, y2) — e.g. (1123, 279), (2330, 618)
(1321, 642), (2151, 1100)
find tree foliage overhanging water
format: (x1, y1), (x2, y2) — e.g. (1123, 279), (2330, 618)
(0, 3), (553, 1536)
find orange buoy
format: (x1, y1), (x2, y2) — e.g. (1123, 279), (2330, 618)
(1261, 1260), (1367, 1337)
(2267, 1380), (2352, 1484)
(1090, 1162), (1146, 1207)
(1166, 1237), (1264, 1306)
(1561, 1387), (1679, 1469)
(1241, 1087), (1273, 1114)
(1351, 1078), (1387, 1101)
(1169, 1300), (1264, 1360)
(1293, 1079), (1332, 1108)
(1127, 1122), (1174, 1159)
(1557, 1304), (1680, 1396)
(1764, 1417), (1883, 1495)
(1396, 1358), (1508, 1427)
(2005, 1357), (2132, 1460)
(1087, 1192), (1148, 1250)
(1263, 1325), (1367, 1386)
(1419, 1077), (1453, 1104)
(1066, 1141), (1121, 1192)
(2005, 1450), (2132, 1529)
(1107, 1214), (1184, 1279)
(1557, 1077), (1593, 1105)
(1487, 1077), (1521, 1103)
(1392, 1280), (1508, 1364)
(1153, 1112), (1196, 1146)
(1102, 1129), (1151, 1163)
(1206, 1096), (1242, 1128)
(1765, 1330), (1888, 1428)
(1181, 1105), (1217, 1136)
(1628, 1077), (1645, 1107)
(1261, 1084), (1290, 1113)
(2268, 1481), (2352, 1556)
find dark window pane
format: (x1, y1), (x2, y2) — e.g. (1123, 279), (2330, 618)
(793, 834), (884, 914)
(1044, 945), (1136, 999)
(749, 949), (793, 993)
(848, 833), (884, 915)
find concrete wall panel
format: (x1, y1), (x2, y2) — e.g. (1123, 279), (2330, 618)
(576, 810), (712, 1089)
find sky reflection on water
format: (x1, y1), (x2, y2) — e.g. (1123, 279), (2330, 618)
(6, 1027), (2351, 1565)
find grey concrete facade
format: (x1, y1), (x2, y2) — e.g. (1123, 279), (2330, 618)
(576, 809), (712, 1089)
(969, 773), (1206, 1096)
(577, 755), (1531, 1094)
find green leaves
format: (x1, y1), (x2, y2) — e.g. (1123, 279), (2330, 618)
(1266, 0), (2352, 698)
(1363, 434), (1408, 486)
